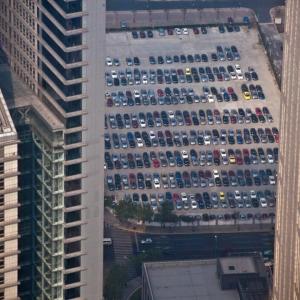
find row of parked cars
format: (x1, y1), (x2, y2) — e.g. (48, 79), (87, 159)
(106, 166), (276, 192)
(130, 21), (243, 40)
(106, 107), (272, 131)
(118, 188), (275, 211)
(104, 127), (279, 150)
(105, 63), (256, 87)
(106, 85), (241, 107)
(105, 147), (278, 170)
(241, 83), (265, 100)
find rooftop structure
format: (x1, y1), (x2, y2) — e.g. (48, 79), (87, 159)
(142, 257), (269, 300)
(142, 259), (239, 300)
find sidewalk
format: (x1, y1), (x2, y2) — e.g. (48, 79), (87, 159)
(105, 209), (274, 235)
(122, 277), (142, 300)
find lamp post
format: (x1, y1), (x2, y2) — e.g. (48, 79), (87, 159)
(214, 235), (218, 259)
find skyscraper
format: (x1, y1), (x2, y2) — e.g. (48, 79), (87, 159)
(0, 90), (19, 300)
(0, 1), (105, 299)
(273, 0), (300, 299)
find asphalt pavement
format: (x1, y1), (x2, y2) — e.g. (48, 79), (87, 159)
(106, 0), (285, 23)
(136, 231), (274, 259)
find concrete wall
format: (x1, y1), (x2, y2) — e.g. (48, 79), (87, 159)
(81, 0), (106, 298)
(106, 8), (254, 30)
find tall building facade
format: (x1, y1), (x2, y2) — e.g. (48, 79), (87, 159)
(0, 1), (105, 299)
(273, 0), (300, 299)
(0, 90), (19, 300)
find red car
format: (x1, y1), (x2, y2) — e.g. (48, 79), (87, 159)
(227, 87), (234, 94)
(167, 28), (174, 35)
(235, 149), (243, 165)
(157, 89), (164, 97)
(255, 107), (263, 116)
(152, 159), (160, 168)
(193, 27), (200, 34)
(106, 98), (113, 107)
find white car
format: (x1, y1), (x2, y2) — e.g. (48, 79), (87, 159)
(134, 90), (140, 98)
(136, 138), (144, 147)
(111, 70), (118, 79)
(181, 150), (189, 159)
(234, 190), (241, 201)
(153, 177), (160, 189)
(267, 154), (274, 164)
(149, 131), (156, 140)
(260, 197), (268, 207)
(175, 28), (182, 35)
(182, 28), (189, 35)
(235, 64), (242, 74)
(269, 175), (276, 185)
(106, 57), (113, 66)
(141, 238), (152, 244)
(207, 94), (215, 103)
(213, 170), (220, 179)
(168, 111), (175, 119)
(204, 136), (211, 145)
(237, 73), (244, 80)
(230, 72), (237, 79)
(191, 200), (198, 209)
(139, 119), (146, 128)
(181, 192), (188, 202)
(220, 148), (227, 158)
(250, 190), (257, 200)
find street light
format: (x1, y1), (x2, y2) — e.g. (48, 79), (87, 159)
(214, 235), (218, 259)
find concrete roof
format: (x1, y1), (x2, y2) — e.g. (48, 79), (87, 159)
(144, 259), (239, 300)
(0, 89), (17, 143)
(0, 54), (63, 131)
(219, 256), (257, 275)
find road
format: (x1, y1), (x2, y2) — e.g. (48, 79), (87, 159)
(106, 0), (284, 23)
(136, 231), (274, 259)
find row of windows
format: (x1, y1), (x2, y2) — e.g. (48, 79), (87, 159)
(42, 46), (82, 81)
(41, 29), (83, 64)
(41, 62), (82, 98)
(19, 0), (35, 13)
(13, 1), (35, 27)
(13, 46), (36, 75)
(42, 0), (82, 31)
(13, 63), (36, 91)
(13, 15), (35, 44)
(42, 14), (82, 48)
(55, 0), (83, 14)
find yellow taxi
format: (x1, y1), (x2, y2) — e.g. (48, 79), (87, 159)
(185, 67), (191, 75)
(229, 154), (236, 164)
(243, 91), (252, 100)
(219, 192), (225, 201)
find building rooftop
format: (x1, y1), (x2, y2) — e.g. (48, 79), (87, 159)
(0, 51), (63, 131)
(0, 89), (17, 143)
(143, 259), (239, 300)
(219, 257), (257, 275)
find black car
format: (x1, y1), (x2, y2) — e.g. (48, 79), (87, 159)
(218, 24), (225, 33)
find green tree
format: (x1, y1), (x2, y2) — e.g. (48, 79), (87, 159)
(130, 249), (163, 276)
(104, 263), (128, 300)
(159, 202), (173, 224)
(136, 204), (154, 224)
(179, 215), (194, 224)
(114, 201), (137, 222)
(104, 196), (114, 208)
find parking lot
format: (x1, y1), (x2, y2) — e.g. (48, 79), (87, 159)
(104, 24), (280, 221)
